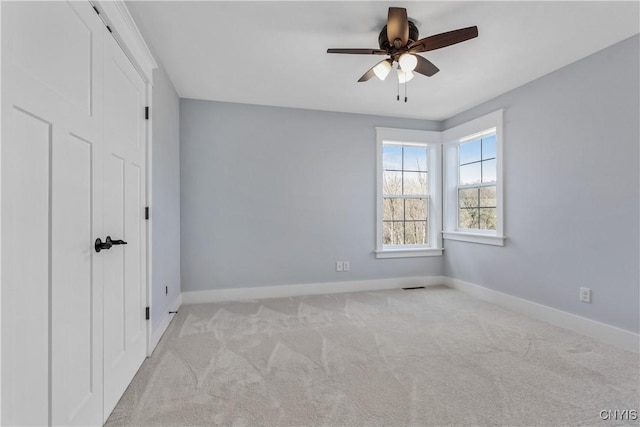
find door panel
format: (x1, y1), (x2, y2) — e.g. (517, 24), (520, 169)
(11, 1), (93, 115)
(125, 163), (143, 345)
(51, 131), (103, 426)
(105, 61), (142, 152)
(1, 107), (52, 426)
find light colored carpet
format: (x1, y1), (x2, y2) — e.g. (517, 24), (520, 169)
(106, 286), (638, 426)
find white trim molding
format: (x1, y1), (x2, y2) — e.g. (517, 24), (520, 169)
(375, 248), (443, 258)
(93, 0), (158, 84)
(182, 276), (447, 305)
(444, 277), (639, 353)
(149, 294), (182, 356)
(442, 231), (506, 246)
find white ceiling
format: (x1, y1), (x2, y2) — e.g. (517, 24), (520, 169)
(127, 1), (639, 121)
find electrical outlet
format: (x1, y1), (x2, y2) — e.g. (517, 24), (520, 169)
(336, 261), (343, 272)
(580, 287), (591, 303)
(343, 261), (350, 271)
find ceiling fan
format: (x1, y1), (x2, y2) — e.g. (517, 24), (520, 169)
(327, 7), (478, 84)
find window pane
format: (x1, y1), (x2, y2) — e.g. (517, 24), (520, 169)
(405, 198), (427, 221)
(405, 221), (427, 245)
(480, 208), (496, 230)
(381, 141), (432, 248)
(459, 162), (481, 185)
(482, 159), (497, 183)
(459, 139), (481, 165)
(482, 135), (496, 160)
(383, 145), (403, 170)
(459, 208), (479, 229)
(403, 146), (428, 172)
(479, 186), (496, 207)
(383, 170), (402, 194)
(383, 198), (404, 221)
(403, 171), (428, 195)
(383, 221), (404, 245)
(458, 187), (479, 209)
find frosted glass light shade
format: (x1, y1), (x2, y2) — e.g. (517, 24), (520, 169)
(373, 60), (392, 80)
(397, 69), (414, 84)
(399, 53), (418, 72)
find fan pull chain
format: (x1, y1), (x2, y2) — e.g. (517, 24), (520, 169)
(405, 78), (408, 103)
(396, 71), (400, 101)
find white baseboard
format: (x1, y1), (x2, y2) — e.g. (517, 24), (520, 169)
(444, 277), (639, 353)
(181, 276), (447, 305)
(148, 293), (182, 355)
(180, 275), (638, 353)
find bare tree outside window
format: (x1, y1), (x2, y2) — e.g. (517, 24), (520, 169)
(382, 144), (428, 246)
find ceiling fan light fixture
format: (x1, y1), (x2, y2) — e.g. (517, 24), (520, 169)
(398, 53), (418, 72)
(397, 69), (414, 84)
(373, 60), (392, 80)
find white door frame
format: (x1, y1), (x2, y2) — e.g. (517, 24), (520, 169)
(90, 0), (158, 357)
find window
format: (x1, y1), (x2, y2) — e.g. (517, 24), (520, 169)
(376, 128), (442, 258)
(443, 110), (505, 246)
(457, 130), (497, 230)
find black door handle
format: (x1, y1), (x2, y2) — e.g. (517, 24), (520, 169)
(95, 236), (127, 253)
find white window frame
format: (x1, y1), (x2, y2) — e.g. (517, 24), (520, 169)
(442, 110), (506, 246)
(375, 127), (443, 258)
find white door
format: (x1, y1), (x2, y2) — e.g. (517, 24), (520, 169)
(1, 1), (105, 425)
(1, 1), (148, 425)
(102, 29), (148, 421)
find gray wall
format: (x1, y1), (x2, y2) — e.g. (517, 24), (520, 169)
(180, 100), (444, 292)
(443, 35), (640, 333)
(151, 65), (181, 331)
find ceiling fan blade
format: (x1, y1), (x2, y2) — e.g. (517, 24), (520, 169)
(358, 67), (377, 82)
(387, 7), (409, 48)
(409, 26), (478, 53)
(327, 48), (388, 55)
(357, 59), (392, 82)
(413, 55), (440, 77)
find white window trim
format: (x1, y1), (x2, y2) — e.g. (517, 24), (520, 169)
(375, 127), (443, 258)
(442, 110), (506, 246)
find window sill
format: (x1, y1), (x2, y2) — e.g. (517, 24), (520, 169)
(375, 248), (443, 259)
(442, 231), (506, 246)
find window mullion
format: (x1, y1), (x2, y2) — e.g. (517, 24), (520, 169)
(477, 187), (481, 229)
(401, 146), (404, 197)
(457, 182), (495, 190)
(480, 138), (484, 183)
(403, 198), (406, 245)
(383, 194), (428, 199)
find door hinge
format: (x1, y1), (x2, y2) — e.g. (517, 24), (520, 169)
(145, 307), (150, 320)
(145, 206), (150, 220)
(106, 25), (112, 33)
(145, 106), (149, 120)
(92, 5), (100, 15)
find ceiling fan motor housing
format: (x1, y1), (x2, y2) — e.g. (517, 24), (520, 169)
(378, 21), (419, 51)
